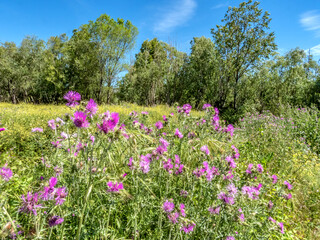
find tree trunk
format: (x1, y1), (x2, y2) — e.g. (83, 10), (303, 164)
(8, 80), (17, 104)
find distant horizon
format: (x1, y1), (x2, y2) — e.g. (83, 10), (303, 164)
(0, 0), (319, 60)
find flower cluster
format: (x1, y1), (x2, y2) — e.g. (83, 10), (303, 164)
(107, 181), (124, 192)
(64, 91), (81, 107)
(193, 161), (220, 181)
(177, 104), (192, 115)
(97, 112), (120, 133)
(163, 200), (195, 233)
(0, 166), (13, 181)
(163, 155), (184, 174)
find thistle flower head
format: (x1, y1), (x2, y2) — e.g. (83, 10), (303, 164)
(163, 200), (175, 213)
(72, 112), (89, 128)
(64, 91), (81, 107)
(107, 181), (124, 192)
(85, 99), (98, 117)
(0, 167), (13, 181)
(49, 216), (64, 227)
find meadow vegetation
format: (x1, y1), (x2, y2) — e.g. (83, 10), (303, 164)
(0, 0), (320, 239)
(0, 93), (319, 239)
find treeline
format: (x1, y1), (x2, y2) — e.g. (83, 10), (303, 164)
(0, 0), (320, 120)
(118, 1), (320, 120)
(0, 14), (138, 104)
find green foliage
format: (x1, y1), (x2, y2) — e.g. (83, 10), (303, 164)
(237, 108), (320, 238)
(1, 103), (320, 239)
(118, 38), (186, 106)
(0, 103), (304, 239)
(0, 14), (138, 105)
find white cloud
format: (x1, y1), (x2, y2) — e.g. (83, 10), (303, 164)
(154, 0), (197, 34)
(300, 10), (320, 37)
(212, 2), (229, 10)
(309, 44), (320, 57)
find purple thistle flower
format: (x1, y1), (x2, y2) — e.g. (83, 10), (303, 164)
(0, 128), (5, 132)
(268, 216), (276, 223)
(48, 119), (56, 130)
(218, 192), (235, 205)
(271, 175), (278, 184)
(64, 91), (81, 107)
(168, 212), (179, 224)
(231, 145), (240, 159)
(212, 114), (220, 130)
(159, 138), (170, 148)
(55, 187), (67, 205)
(246, 163), (253, 174)
(49, 216), (64, 227)
(163, 158), (173, 173)
(0, 167), (13, 181)
(242, 185), (260, 200)
(268, 200), (274, 209)
(257, 164), (264, 173)
(129, 111), (138, 117)
(51, 141), (62, 148)
(20, 192), (42, 215)
(187, 132), (195, 139)
(225, 156), (236, 169)
(128, 157), (134, 170)
(284, 181), (293, 190)
(177, 104), (192, 115)
(175, 164), (184, 175)
(85, 99), (98, 117)
(193, 168), (206, 178)
(180, 223), (195, 234)
(179, 203), (186, 217)
(200, 145), (210, 155)
(239, 211), (245, 222)
(40, 177), (57, 200)
(163, 115), (168, 122)
(32, 128), (43, 133)
(174, 128), (183, 138)
(226, 124), (234, 137)
(90, 135), (95, 144)
(205, 165), (219, 181)
(202, 103), (212, 110)
(180, 190), (188, 197)
(155, 121), (163, 129)
(61, 132), (68, 139)
(283, 193), (292, 200)
(140, 155), (151, 173)
(97, 112), (119, 133)
(156, 145), (167, 155)
(107, 181), (124, 192)
(208, 206), (220, 215)
(141, 111), (149, 115)
(225, 237), (235, 240)
(72, 111), (89, 128)
(227, 183), (238, 197)
(278, 222), (284, 234)
(223, 170), (233, 180)
(163, 200), (175, 213)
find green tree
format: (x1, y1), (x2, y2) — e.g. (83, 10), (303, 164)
(177, 37), (218, 108)
(119, 38), (185, 105)
(72, 14), (138, 103)
(0, 42), (19, 103)
(211, 0), (277, 111)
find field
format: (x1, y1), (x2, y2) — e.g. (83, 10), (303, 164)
(0, 96), (320, 239)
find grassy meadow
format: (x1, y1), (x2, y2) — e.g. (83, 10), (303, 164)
(0, 100), (320, 239)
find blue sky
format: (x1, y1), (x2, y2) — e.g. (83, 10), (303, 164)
(0, 0), (320, 60)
